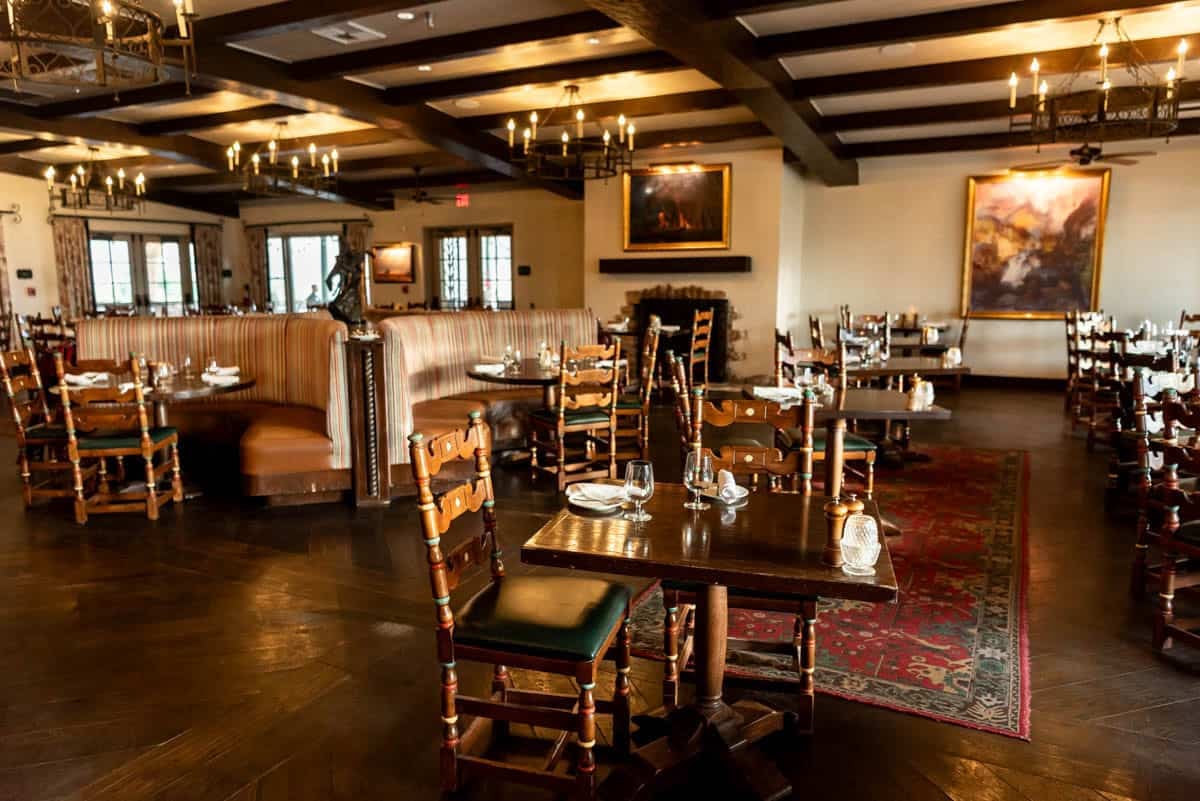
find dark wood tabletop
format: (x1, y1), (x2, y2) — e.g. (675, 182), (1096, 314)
(52, 373), (256, 401)
(848, 356), (970, 378)
(726, 386), (952, 421)
(522, 483), (898, 603)
(465, 358), (557, 387)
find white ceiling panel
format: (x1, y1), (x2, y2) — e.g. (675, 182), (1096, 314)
(23, 144), (151, 163)
(0, 131), (32, 143)
(191, 113), (375, 146)
(354, 29), (650, 88)
(230, 0), (589, 63)
(430, 69), (720, 118)
(740, 0), (1013, 37)
(838, 118), (1011, 144)
(782, 4), (1200, 79)
(103, 91), (272, 124)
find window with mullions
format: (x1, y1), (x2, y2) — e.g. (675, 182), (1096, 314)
(89, 237), (134, 308)
(479, 231), (513, 310)
(266, 233), (341, 312)
(437, 233), (470, 310)
(87, 233), (194, 315)
(430, 227), (514, 310)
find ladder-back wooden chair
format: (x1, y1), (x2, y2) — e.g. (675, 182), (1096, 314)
(1151, 481), (1200, 653)
(55, 355), (182, 524)
(775, 329), (799, 387)
(687, 307), (715, 387)
(409, 413), (631, 798)
(615, 322), (660, 461)
(808, 315), (825, 350)
(1, 348), (88, 507)
(530, 341), (621, 491)
(1179, 309), (1200, 334)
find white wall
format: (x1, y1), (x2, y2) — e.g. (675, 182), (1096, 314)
(0, 172), (237, 315)
(800, 139), (1200, 378)
(238, 187), (585, 311)
(584, 147), (785, 378)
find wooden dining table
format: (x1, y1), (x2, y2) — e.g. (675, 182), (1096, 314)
(523, 484), (898, 800)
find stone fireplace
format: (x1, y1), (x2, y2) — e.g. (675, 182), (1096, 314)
(619, 285), (746, 382)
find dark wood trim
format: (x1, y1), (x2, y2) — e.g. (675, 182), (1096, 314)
(705, 0), (851, 17)
(599, 257), (752, 274)
(346, 338), (391, 508)
(464, 89), (739, 131)
(32, 84), (210, 118)
(137, 104), (297, 136)
(289, 12), (621, 80)
(141, 190), (242, 218)
(0, 139), (60, 156)
(758, 1), (1178, 58)
(0, 155), (51, 180)
(583, 0), (857, 186)
(382, 51), (682, 105)
(243, 468), (352, 498)
(194, 0), (429, 44)
(793, 33), (1198, 97)
(339, 170), (514, 194)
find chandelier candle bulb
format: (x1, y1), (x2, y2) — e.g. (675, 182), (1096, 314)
(530, 111), (538, 139)
(308, 143), (316, 168)
(1167, 67), (1177, 100)
(618, 114), (626, 143)
(226, 147), (234, 171)
(268, 139), (277, 165)
(627, 124), (635, 151)
(321, 153), (330, 177)
(1102, 78), (1112, 113)
(291, 156), (299, 179)
(561, 131), (569, 157)
(1008, 72), (1018, 108)
(1030, 57), (1040, 96)
(117, 168), (125, 190)
(135, 173), (145, 195)
(506, 118), (515, 149)
(251, 153), (260, 175)
(1038, 80), (1047, 111)
(603, 129), (610, 153)
(174, 0), (188, 37)
(1179, 40), (1189, 79)
(105, 176), (113, 196)
(44, 166), (54, 191)
(575, 108), (584, 139)
(101, 0), (114, 42)
(1099, 42), (1109, 83)
(523, 127), (531, 154)
(331, 149), (338, 173)
(184, 0), (193, 13)
(232, 141), (240, 166)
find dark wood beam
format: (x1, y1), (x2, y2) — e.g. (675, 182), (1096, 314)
(759, 1), (1178, 59)
(142, 189), (242, 218)
(0, 139), (62, 156)
(137, 104), (296, 136)
(194, 0), (428, 44)
(289, 12), (621, 80)
(185, 41), (582, 199)
(342, 170), (514, 196)
(793, 33), (1197, 97)
(0, 155), (50, 180)
(635, 121), (771, 149)
(156, 152), (469, 190)
(464, 89), (739, 130)
(842, 118), (1200, 158)
(819, 82), (1200, 131)
(32, 83), (211, 118)
(583, 0), (856, 185)
(382, 51), (682, 105)
(705, 0), (850, 17)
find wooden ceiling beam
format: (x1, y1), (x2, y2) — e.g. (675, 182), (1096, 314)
(582, 0), (856, 185)
(704, 0), (851, 18)
(463, 89), (739, 130)
(759, 1), (1179, 59)
(31, 83), (211, 118)
(793, 33), (1198, 97)
(194, 0), (429, 44)
(184, 42), (582, 199)
(842, 117), (1200, 158)
(289, 12), (622, 80)
(0, 155), (50, 180)
(0, 139), (62, 156)
(382, 51), (682, 105)
(137, 104), (297, 136)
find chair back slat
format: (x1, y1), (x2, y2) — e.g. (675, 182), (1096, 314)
(555, 342), (620, 417)
(638, 321), (661, 408)
(1, 348), (54, 439)
(688, 307), (714, 387)
(55, 356), (152, 443)
(689, 388), (812, 485)
(808, 316), (825, 350)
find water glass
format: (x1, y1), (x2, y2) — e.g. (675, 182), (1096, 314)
(624, 460), (654, 523)
(683, 451), (712, 510)
(841, 512), (882, 576)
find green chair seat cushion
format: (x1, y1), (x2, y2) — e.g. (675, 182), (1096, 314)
(661, 579), (817, 603)
(1178, 521), (1200, 548)
(77, 426), (177, 450)
(531, 408), (611, 426)
(454, 576), (631, 662)
(616, 397), (643, 410)
(23, 424), (68, 441)
(781, 428), (877, 453)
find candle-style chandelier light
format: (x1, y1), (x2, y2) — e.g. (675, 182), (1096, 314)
(43, 147), (146, 213)
(505, 84), (634, 181)
(1, 0), (199, 93)
(228, 122), (340, 197)
(1007, 19), (1185, 146)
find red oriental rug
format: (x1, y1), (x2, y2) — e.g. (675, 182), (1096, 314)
(629, 447), (1031, 739)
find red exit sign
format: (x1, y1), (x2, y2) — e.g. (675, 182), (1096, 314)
(455, 193), (470, 208)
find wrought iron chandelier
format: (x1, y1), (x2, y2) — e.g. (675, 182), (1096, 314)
(1008, 19), (1185, 146)
(505, 84), (634, 181)
(1, 0), (198, 93)
(227, 122), (341, 197)
(43, 147), (146, 212)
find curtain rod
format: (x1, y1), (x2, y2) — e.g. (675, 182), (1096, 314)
(243, 217), (372, 228)
(51, 213), (222, 226)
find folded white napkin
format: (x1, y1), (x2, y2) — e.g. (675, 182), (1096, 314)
(659, 325), (681, 334)
(64, 371), (108, 386)
(472, 363), (506, 375)
(201, 373), (240, 386)
(208, 366), (240, 376)
(717, 469), (741, 504)
(567, 483), (627, 505)
(117, 382), (139, 394)
(594, 358), (628, 369)
(752, 386), (804, 401)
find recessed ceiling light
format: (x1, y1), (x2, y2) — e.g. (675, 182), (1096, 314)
(586, 36), (601, 45)
(417, 64), (432, 72)
(879, 42), (916, 57)
(521, 84), (534, 92)
(396, 11), (415, 20)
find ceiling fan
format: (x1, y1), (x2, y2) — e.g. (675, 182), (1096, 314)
(1011, 143), (1156, 172)
(402, 165), (458, 205)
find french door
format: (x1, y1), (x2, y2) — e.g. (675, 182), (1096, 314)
(266, 233), (341, 313)
(89, 233), (195, 316)
(430, 227), (513, 310)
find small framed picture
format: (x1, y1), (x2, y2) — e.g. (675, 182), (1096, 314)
(371, 242), (417, 283)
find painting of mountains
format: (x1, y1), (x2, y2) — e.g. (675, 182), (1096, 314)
(962, 170), (1110, 319)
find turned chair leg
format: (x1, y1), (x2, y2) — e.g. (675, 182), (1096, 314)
(144, 455), (159, 521)
(794, 599), (817, 735)
(1131, 514), (1150, 600)
(1154, 559), (1176, 651)
(613, 614), (632, 756)
(71, 455), (87, 525)
(575, 681), (597, 800)
(170, 443), (183, 502)
(865, 454), (875, 499)
(440, 661), (460, 793)
(19, 450), (33, 508)
(97, 457), (110, 495)
(662, 590), (681, 708)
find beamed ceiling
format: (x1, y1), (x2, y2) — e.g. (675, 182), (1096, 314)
(1, 0), (1198, 214)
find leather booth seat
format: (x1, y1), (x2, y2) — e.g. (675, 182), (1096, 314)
(240, 406), (336, 477)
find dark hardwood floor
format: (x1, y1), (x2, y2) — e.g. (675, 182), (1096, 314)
(1, 387), (1198, 800)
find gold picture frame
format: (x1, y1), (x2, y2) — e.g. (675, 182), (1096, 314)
(622, 163), (731, 251)
(961, 168), (1109, 320)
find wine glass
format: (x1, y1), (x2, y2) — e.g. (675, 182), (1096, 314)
(624, 460), (654, 523)
(683, 451), (712, 510)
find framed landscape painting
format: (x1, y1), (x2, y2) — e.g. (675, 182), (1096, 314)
(371, 242), (416, 283)
(961, 169), (1110, 319)
(623, 163), (731, 251)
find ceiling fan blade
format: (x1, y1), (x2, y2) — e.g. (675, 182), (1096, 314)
(1101, 150), (1157, 159)
(1100, 158), (1140, 166)
(1011, 160), (1070, 171)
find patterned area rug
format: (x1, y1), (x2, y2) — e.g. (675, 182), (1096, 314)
(629, 447), (1031, 739)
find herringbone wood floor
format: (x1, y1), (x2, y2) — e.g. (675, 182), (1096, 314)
(1, 387), (1199, 800)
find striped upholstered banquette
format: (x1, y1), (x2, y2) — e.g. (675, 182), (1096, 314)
(76, 314), (352, 490)
(377, 310), (595, 465)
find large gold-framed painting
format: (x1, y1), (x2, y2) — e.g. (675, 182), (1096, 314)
(961, 169), (1110, 319)
(623, 163), (731, 251)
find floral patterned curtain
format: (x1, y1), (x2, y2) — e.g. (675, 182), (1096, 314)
(0, 222), (13, 347)
(192, 223), (224, 307)
(243, 225), (268, 309)
(52, 216), (91, 319)
(343, 220), (372, 310)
